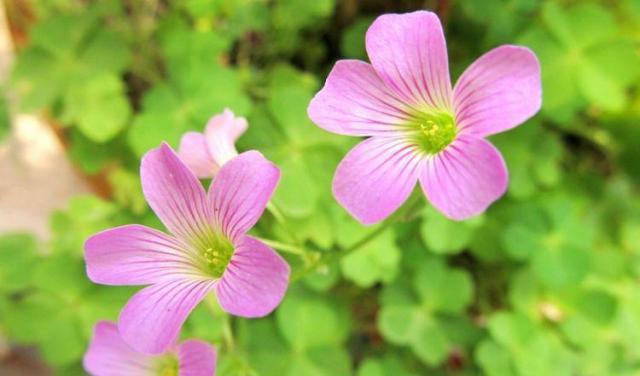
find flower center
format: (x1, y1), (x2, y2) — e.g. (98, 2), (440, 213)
(409, 112), (457, 154)
(199, 234), (234, 278)
(156, 355), (178, 376)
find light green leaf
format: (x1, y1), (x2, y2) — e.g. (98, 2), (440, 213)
(108, 168), (146, 214)
(532, 245), (590, 288)
(340, 231), (400, 287)
(39, 311), (85, 366)
(276, 292), (349, 350)
(128, 109), (185, 157)
(357, 356), (418, 376)
(270, 155), (319, 217)
(0, 233), (38, 291)
(63, 74), (131, 142)
(475, 339), (516, 376)
(577, 60), (626, 111)
(421, 206), (483, 254)
(413, 259), (473, 314)
(488, 312), (538, 350)
(377, 304), (418, 345)
(79, 30), (130, 74)
(411, 318), (449, 366)
(50, 195), (120, 255)
(501, 204), (548, 260)
(576, 290), (617, 326)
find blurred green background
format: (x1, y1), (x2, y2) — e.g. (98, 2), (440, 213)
(1, 0), (640, 375)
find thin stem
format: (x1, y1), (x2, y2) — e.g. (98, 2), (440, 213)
(266, 201), (302, 245)
(204, 295), (235, 352)
(222, 315), (235, 352)
(254, 236), (307, 256)
(266, 201), (286, 224)
(344, 191), (424, 259)
(292, 191), (424, 281)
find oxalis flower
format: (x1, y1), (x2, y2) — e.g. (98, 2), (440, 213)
(178, 108), (248, 178)
(308, 11), (541, 223)
(83, 321), (217, 376)
(84, 143), (290, 354)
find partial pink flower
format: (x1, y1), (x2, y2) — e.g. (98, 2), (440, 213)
(178, 108), (248, 178)
(83, 321), (217, 376)
(84, 144), (290, 354)
(308, 11), (541, 223)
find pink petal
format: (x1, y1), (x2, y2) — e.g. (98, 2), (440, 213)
(365, 11), (452, 111)
(204, 108), (248, 168)
(85, 225), (205, 286)
(307, 60), (413, 136)
(208, 151), (280, 240)
(178, 132), (217, 179)
(215, 235), (290, 318)
(118, 278), (215, 354)
(83, 321), (157, 376)
(141, 143), (212, 246)
(419, 136), (508, 220)
(333, 137), (422, 225)
(178, 340), (217, 376)
(453, 45), (541, 137)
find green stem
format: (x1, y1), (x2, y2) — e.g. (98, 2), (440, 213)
(266, 201), (303, 246)
(292, 191), (424, 281)
(204, 296), (235, 352)
(222, 315), (235, 352)
(254, 236), (308, 256)
(266, 201), (286, 224)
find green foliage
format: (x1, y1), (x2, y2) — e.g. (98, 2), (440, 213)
(378, 257), (477, 366)
(0, 226), (133, 367)
(340, 231), (400, 287)
(519, 2), (640, 122)
(4, 0), (640, 375)
(127, 63), (250, 157)
(11, 6), (130, 142)
(240, 287), (352, 375)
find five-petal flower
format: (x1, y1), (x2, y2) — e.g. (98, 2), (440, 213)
(177, 108), (248, 178)
(84, 143), (290, 354)
(308, 11), (541, 224)
(83, 321), (217, 376)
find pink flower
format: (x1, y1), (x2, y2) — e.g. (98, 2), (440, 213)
(308, 11), (541, 224)
(178, 109), (248, 178)
(83, 321), (217, 376)
(84, 143), (290, 354)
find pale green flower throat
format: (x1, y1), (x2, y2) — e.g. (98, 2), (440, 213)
(199, 234), (234, 278)
(409, 111), (457, 154)
(156, 356), (178, 376)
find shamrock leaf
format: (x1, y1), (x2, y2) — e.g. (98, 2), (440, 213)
(0, 233), (38, 292)
(61, 74), (131, 142)
(486, 312), (575, 376)
(50, 195), (124, 255)
(500, 194), (594, 287)
(420, 206), (484, 254)
(128, 64), (250, 156)
(460, 0), (538, 46)
(492, 122), (563, 198)
(519, 2), (640, 121)
(378, 258), (474, 366)
(3, 253), (132, 366)
(242, 287), (352, 375)
(357, 355), (419, 376)
(341, 231), (401, 288)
